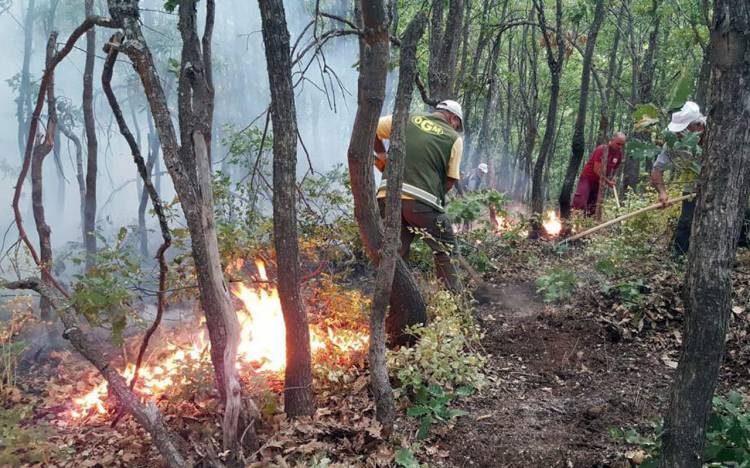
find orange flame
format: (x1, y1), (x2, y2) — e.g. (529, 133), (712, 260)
(69, 259), (368, 419)
(543, 210), (562, 237)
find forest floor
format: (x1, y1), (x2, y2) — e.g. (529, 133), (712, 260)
(6, 232), (750, 467)
(431, 243), (750, 468)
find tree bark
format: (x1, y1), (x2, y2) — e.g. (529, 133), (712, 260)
(370, 11), (426, 433)
(558, 0), (606, 222)
(83, 0), (98, 270)
(428, 0), (464, 100)
(660, 2), (750, 466)
(31, 33), (57, 321)
(349, 0), (427, 347)
(107, 0), (258, 453)
(258, 0), (314, 419)
(529, 0), (564, 237)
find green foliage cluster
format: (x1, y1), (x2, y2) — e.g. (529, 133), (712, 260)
(70, 228), (141, 345)
(406, 384), (474, 440)
(446, 190), (510, 225)
(610, 391), (750, 467)
(536, 266), (577, 303)
(390, 291), (486, 393)
(389, 291), (486, 441)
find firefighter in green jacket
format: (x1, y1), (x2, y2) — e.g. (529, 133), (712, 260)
(373, 100), (464, 293)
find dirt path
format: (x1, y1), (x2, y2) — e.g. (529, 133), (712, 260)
(437, 282), (674, 467)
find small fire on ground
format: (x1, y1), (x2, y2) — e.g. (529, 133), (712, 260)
(70, 260), (368, 419)
(543, 210), (562, 237)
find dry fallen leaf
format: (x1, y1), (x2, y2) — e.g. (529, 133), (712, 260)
(625, 449), (647, 464)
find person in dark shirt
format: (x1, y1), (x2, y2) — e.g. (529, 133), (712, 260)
(572, 132), (627, 216)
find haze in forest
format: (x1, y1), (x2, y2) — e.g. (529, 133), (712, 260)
(0, 0), (363, 249)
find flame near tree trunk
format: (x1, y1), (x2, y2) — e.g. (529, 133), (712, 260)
(70, 260), (367, 419)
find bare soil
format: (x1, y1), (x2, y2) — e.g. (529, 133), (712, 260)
(437, 281), (675, 468)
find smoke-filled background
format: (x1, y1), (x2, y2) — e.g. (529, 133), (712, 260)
(0, 0), (389, 257)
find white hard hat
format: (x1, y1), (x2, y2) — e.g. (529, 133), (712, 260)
(668, 101), (706, 133)
(478, 163), (488, 173)
(436, 100), (464, 130)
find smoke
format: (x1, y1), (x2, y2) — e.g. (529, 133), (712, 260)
(0, 1), (366, 259)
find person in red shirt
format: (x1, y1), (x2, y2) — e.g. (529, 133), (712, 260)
(572, 132), (627, 216)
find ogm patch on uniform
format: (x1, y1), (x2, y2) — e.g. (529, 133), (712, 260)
(411, 116), (445, 136)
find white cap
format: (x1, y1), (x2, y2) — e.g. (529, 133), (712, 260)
(668, 101), (706, 133)
(435, 100), (463, 130)
(478, 163), (488, 174)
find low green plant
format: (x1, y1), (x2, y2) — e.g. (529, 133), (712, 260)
(406, 383), (474, 439)
(536, 267), (577, 303)
(0, 405), (64, 465)
(601, 278), (646, 310)
(610, 391), (750, 467)
(390, 292), (485, 440)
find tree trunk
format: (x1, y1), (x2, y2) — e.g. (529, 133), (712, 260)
(31, 34), (57, 321)
(83, 0), (98, 269)
(348, 0), (427, 347)
(660, 3), (750, 465)
(428, 0), (464, 100)
(108, 0), (258, 453)
(558, 0), (606, 222)
(529, 0), (564, 237)
(453, 0), (471, 97)
(458, 0), (495, 143)
(258, 0), (314, 419)
(370, 11), (426, 434)
(597, 5), (623, 143)
(623, 0), (660, 196)
(17, 0), (35, 161)
(473, 32), (503, 170)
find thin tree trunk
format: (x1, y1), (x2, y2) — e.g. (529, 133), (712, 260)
(623, 0), (660, 196)
(17, 0), (35, 161)
(83, 0), (98, 269)
(558, 0), (606, 222)
(529, 0), (564, 237)
(31, 34), (57, 321)
(598, 7), (623, 143)
(107, 0), (258, 453)
(370, 11), (426, 433)
(428, 0), (463, 100)
(258, 0), (314, 419)
(473, 32), (503, 170)
(137, 115), (159, 259)
(348, 0), (427, 347)
(660, 3), (750, 465)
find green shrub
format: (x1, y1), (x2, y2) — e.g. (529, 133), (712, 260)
(536, 267), (577, 303)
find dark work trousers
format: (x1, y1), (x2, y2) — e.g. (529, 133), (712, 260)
(378, 198), (463, 294)
(673, 195), (750, 256)
(672, 196), (696, 256)
(572, 177), (600, 216)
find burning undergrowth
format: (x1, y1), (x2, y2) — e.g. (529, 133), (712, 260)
(0, 256), (382, 465)
(58, 259), (369, 422)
